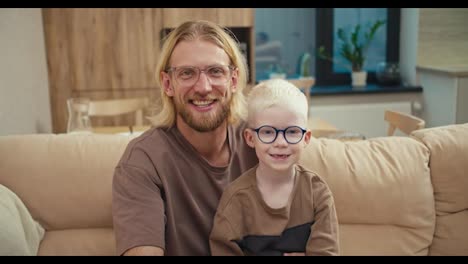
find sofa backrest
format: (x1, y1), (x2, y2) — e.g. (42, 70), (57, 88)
(412, 123), (468, 256)
(0, 134), (132, 231)
(299, 135), (435, 255)
(1, 124), (467, 255)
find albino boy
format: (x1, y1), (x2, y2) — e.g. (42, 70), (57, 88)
(209, 79), (340, 256)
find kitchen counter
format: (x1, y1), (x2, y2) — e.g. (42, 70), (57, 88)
(416, 65), (468, 77)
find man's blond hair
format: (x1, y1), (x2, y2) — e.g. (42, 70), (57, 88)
(246, 79), (309, 125)
(148, 20), (248, 128)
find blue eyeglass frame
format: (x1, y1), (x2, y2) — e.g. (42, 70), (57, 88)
(251, 125), (307, 144)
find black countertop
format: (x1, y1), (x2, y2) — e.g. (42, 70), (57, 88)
(310, 84), (423, 96)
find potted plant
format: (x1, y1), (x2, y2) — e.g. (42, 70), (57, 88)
(317, 19), (386, 86)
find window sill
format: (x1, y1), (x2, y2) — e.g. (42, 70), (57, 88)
(310, 84), (423, 97)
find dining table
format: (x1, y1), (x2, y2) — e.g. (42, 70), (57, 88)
(92, 118), (367, 142)
(92, 117), (340, 137)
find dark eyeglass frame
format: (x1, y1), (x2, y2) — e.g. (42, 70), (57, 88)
(165, 64), (235, 86)
(251, 125), (307, 144)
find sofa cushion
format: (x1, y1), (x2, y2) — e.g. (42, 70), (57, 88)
(0, 184), (45, 255)
(299, 136), (435, 255)
(412, 123), (468, 255)
(38, 228), (116, 256)
(0, 134), (132, 231)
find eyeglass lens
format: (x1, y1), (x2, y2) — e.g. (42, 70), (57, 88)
(170, 65), (232, 87)
(256, 126), (305, 144)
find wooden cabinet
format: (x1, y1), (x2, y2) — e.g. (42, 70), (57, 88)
(43, 8), (254, 133)
(417, 66), (468, 127)
(162, 8), (253, 28)
(162, 8), (218, 28)
(217, 8), (253, 27)
(161, 8), (255, 84)
(43, 8), (163, 133)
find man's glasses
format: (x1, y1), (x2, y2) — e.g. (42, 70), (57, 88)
(252, 125), (307, 144)
(166, 65), (235, 87)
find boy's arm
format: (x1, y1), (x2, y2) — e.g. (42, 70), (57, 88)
(209, 212), (244, 256)
(306, 182), (340, 256)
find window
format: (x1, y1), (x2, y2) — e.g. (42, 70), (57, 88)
(315, 8), (400, 86)
(255, 8), (316, 82)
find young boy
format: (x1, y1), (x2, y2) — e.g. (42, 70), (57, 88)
(209, 79), (340, 256)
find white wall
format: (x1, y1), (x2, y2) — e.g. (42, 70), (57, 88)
(400, 8), (419, 86)
(309, 92), (423, 138)
(0, 8), (51, 136)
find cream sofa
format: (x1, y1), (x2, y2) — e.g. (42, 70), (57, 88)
(0, 123), (467, 255)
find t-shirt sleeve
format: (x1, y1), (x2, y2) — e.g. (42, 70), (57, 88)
(209, 210), (244, 256)
(306, 179), (340, 256)
(112, 154), (165, 256)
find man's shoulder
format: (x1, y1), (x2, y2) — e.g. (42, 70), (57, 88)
(119, 126), (176, 164)
(128, 126), (173, 148)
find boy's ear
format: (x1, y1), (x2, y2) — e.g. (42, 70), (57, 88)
(244, 128), (256, 148)
(303, 130), (312, 146)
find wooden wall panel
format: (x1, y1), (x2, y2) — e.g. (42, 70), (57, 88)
(217, 8), (253, 27)
(43, 8), (162, 133)
(162, 8), (218, 28)
(42, 8), (74, 134)
(43, 8), (253, 133)
(162, 8), (254, 28)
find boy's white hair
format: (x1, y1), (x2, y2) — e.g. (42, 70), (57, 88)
(246, 79), (309, 125)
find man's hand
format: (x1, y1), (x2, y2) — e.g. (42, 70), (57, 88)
(283, 252), (306, 256)
(123, 246), (164, 256)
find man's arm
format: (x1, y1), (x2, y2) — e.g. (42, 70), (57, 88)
(123, 246), (164, 256)
(113, 162), (166, 256)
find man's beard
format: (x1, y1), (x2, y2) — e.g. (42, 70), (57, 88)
(175, 97), (231, 132)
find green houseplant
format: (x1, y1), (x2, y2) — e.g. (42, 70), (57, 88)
(317, 19), (386, 86)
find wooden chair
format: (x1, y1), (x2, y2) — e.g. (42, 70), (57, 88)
(287, 77), (315, 106)
(88, 97), (150, 133)
(384, 110), (425, 136)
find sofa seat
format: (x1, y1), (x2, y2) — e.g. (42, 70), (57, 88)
(0, 124), (467, 255)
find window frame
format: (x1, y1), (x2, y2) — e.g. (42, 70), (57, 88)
(315, 8), (401, 86)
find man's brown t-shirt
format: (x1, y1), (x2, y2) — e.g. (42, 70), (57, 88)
(112, 123), (258, 256)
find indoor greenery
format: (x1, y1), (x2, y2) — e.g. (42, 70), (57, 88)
(317, 19), (386, 72)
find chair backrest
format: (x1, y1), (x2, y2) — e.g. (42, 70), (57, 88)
(88, 97), (149, 126)
(286, 77), (315, 106)
(384, 110), (425, 136)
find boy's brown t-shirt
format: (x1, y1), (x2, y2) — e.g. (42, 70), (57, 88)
(112, 123), (258, 256)
(209, 164), (340, 256)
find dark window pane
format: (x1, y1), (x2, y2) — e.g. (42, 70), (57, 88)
(333, 8), (387, 73)
(255, 8), (316, 82)
(316, 8), (400, 86)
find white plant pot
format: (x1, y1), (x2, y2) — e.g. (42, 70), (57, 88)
(351, 71), (367, 87)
